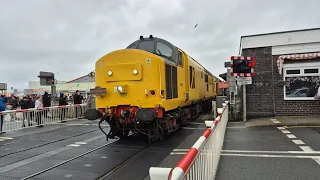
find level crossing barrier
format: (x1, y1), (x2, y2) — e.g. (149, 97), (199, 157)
(0, 103), (88, 132)
(149, 101), (229, 180)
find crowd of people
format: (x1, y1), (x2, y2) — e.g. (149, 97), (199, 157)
(0, 90), (84, 134)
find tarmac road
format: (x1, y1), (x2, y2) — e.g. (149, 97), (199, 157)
(215, 122), (320, 180)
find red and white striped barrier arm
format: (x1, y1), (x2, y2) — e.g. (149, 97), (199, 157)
(149, 101), (229, 180)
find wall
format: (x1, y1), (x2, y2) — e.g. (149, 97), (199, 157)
(242, 47), (320, 119)
(242, 47), (275, 119)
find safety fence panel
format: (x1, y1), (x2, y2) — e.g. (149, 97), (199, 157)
(0, 103), (88, 132)
(149, 101), (229, 180)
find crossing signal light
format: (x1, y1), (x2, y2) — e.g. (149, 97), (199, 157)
(230, 56), (255, 77)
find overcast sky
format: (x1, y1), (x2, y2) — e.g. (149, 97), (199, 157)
(1, 0), (320, 91)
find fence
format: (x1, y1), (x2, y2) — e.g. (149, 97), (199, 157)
(149, 101), (229, 180)
(0, 103), (88, 132)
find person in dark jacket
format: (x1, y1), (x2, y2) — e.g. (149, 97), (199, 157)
(19, 96), (32, 127)
(73, 90), (83, 118)
(0, 94), (8, 133)
(59, 93), (68, 121)
(42, 91), (50, 118)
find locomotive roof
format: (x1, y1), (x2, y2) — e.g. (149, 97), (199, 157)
(126, 36), (213, 77)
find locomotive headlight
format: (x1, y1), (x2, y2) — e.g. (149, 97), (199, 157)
(107, 71), (113, 76)
(133, 69), (138, 75)
(117, 86), (123, 92)
(115, 85), (127, 94)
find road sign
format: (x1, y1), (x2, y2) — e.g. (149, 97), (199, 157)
(237, 77), (252, 85)
(218, 82), (229, 89)
(0, 83), (7, 90)
(230, 56), (255, 77)
(38, 71), (54, 78)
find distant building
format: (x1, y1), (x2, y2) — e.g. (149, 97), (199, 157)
(239, 28), (320, 119)
(26, 72), (96, 95)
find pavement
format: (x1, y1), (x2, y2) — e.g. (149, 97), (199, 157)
(0, 115), (210, 180)
(244, 116), (320, 127)
(215, 121), (320, 180)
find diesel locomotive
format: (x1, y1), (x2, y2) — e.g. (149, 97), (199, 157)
(87, 35), (222, 143)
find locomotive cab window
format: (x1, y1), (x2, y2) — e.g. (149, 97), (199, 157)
(156, 42), (173, 58)
(138, 40), (154, 53)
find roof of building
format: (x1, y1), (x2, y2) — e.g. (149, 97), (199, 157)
(239, 27), (320, 53)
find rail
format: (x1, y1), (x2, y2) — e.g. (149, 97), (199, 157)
(149, 100), (229, 180)
(0, 103), (88, 132)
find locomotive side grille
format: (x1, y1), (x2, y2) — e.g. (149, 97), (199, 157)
(172, 66), (178, 98)
(165, 64), (178, 99)
(165, 64), (172, 99)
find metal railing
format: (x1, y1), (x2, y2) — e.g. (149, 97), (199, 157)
(149, 101), (229, 180)
(0, 103), (88, 132)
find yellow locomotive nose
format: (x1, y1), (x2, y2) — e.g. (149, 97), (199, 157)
(95, 49), (163, 108)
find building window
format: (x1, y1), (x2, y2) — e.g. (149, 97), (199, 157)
(283, 62), (320, 100)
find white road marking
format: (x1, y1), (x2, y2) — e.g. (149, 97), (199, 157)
(65, 174), (73, 178)
(313, 158), (320, 165)
(101, 156), (108, 159)
(172, 149), (320, 154)
(75, 142), (87, 145)
(170, 151), (320, 158)
(277, 127), (286, 130)
(221, 150), (320, 154)
(292, 140), (305, 145)
(84, 164), (92, 167)
(300, 146), (314, 152)
(221, 153), (320, 159)
(270, 119), (281, 123)
(0, 137), (13, 140)
(286, 134), (297, 139)
(0, 139), (5, 141)
(281, 130), (291, 134)
(68, 144), (81, 147)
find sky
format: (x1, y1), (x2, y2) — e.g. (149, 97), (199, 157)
(1, 0), (320, 91)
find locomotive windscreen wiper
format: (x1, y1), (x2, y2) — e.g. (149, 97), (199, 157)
(157, 49), (163, 55)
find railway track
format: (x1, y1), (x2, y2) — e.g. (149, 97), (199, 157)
(19, 138), (121, 180)
(0, 123), (103, 158)
(96, 143), (154, 180)
(18, 133), (153, 180)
